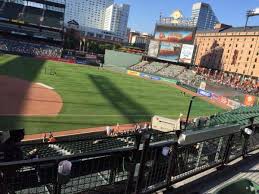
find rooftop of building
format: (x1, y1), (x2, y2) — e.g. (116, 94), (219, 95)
(197, 24), (259, 34)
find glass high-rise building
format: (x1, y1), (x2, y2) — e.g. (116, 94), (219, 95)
(191, 2), (219, 30)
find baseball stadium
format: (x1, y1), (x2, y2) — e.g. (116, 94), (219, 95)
(0, 0), (258, 194)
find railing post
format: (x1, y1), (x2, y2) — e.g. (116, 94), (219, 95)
(54, 160), (61, 194)
(220, 134), (234, 168)
(134, 134), (151, 194)
(166, 142), (178, 187)
(125, 133), (142, 194)
(242, 117), (254, 158)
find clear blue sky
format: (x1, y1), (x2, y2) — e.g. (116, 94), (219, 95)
(116, 0), (259, 34)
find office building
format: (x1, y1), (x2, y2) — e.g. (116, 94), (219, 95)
(64, 0), (113, 30)
(64, 0), (129, 41)
(104, 4), (130, 40)
(194, 24), (259, 78)
(191, 2), (219, 30)
(128, 31), (152, 49)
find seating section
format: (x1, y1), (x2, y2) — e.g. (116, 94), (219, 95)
(131, 61), (169, 74)
(0, 2), (24, 20)
(0, 37), (62, 57)
(130, 61), (195, 80)
(156, 64), (184, 78)
(42, 10), (63, 28)
(19, 129), (178, 159)
(189, 105), (259, 130)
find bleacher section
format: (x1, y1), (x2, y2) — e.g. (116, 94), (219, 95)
(188, 105), (259, 130)
(156, 64), (185, 78)
(104, 50), (142, 69)
(130, 61), (196, 82)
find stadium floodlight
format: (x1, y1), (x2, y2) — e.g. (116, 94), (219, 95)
(245, 8), (259, 30)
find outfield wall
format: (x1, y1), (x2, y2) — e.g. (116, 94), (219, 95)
(127, 70), (243, 109)
(104, 50), (142, 69)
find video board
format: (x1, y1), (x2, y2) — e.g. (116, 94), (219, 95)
(154, 25), (195, 44)
(158, 42), (182, 62)
(148, 40), (160, 57)
(179, 44), (195, 63)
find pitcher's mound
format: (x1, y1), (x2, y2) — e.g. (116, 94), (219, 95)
(0, 75), (63, 116)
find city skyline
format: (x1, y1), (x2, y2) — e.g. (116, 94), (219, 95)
(116, 0), (259, 33)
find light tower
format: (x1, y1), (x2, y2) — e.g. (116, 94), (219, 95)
(245, 8), (259, 30)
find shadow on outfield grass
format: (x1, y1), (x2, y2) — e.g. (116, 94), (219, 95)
(89, 74), (152, 123)
(0, 55), (46, 130)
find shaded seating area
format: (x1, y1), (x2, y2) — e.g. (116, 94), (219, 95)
(23, 6), (43, 25)
(42, 10), (63, 29)
(0, 2), (24, 20)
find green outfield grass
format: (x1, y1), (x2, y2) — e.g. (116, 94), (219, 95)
(0, 54), (223, 134)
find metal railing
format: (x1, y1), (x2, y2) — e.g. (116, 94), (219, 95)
(0, 122), (259, 194)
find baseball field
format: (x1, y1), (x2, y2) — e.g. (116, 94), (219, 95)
(0, 54), (222, 134)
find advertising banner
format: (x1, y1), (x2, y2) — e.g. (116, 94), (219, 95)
(179, 44), (195, 64)
(127, 70), (140, 76)
(197, 89), (212, 98)
(148, 40), (160, 57)
(150, 75), (161, 81)
(139, 72), (150, 79)
(244, 95), (256, 107)
(155, 25), (194, 44)
(158, 42), (182, 62)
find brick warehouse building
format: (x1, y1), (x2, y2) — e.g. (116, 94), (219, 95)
(194, 24), (259, 78)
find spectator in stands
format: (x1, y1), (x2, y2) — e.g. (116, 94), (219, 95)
(42, 133), (47, 143)
(115, 123), (120, 133)
(106, 126), (112, 136)
(48, 132), (57, 143)
(0, 37), (62, 58)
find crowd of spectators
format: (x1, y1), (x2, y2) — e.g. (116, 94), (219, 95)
(106, 122), (151, 137)
(196, 68), (259, 96)
(0, 37), (62, 58)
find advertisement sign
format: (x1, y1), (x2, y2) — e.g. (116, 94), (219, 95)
(155, 25), (194, 44)
(197, 89), (211, 98)
(244, 95), (256, 107)
(179, 44), (195, 64)
(152, 115), (180, 132)
(150, 75), (161, 81)
(127, 70), (140, 76)
(139, 73), (150, 79)
(158, 42), (182, 62)
(148, 40), (160, 57)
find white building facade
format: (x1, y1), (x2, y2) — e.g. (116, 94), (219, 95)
(104, 4), (130, 40)
(64, 0), (129, 41)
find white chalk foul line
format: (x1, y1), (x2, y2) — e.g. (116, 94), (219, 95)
(36, 83), (54, 90)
